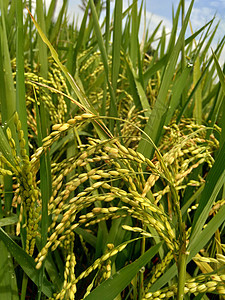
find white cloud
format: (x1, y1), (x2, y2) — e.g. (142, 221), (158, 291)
(210, 1), (225, 8)
(43, 0), (84, 27)
(145, 11), (172, 35)
(67, 1), (84, 26)
(190, 7), (216, 29)
(45, 0), (63, 13)
(188, 4), (225, 63)
(141, 11), (172, 49)
(42, 0), (225, 64)
(43, 0), (64, 18)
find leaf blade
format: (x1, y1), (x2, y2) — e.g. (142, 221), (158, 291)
(85, 242), (162, 300)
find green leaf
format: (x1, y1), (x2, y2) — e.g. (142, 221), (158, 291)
(143, 54), (168, 88)
(212, 50), (225, 95)
(36, 2), (52, 297)
(0, 0), (16, 122)
(181, 184), (205, 216)
(130, 0), (138, 66)
(0, 214), (18, 227)
(188, 201), (225, 258)
(111, 0), (122, 91)
(74, 227), (97, 248)
(89, 0), (119, 134)
(184, 19), (213, 46)
(45, 0), (57, 33)
(0, 240), (19, 300)
(189, 140), (225, 246)
(49, 0), (68, 44)
(164, 65), (191, 126)
(36, 237), (63, 291)
(125, 56), (151, 117)
(193, 57), (202, 124)
(69, 1), (89, 75)
(27, 7), (111, 141)
(16, 0), (29, 154)
(85, 242), (162, 300)
(150, 203), (225, 292)
(0, 228), (54, 298)
(138, 0), (195, 159)
(176, 43), (223, 123)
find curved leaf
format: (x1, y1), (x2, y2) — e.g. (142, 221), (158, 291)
(0, 228), (53, 298)
(85, 242), (162, 300)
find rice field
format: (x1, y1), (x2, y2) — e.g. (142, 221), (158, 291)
(0, 0), (225, 299)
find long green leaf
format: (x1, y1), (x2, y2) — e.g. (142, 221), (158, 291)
(101, 0), (110, 115)
(111, 0), (122, 91)
(85, 242), (162, 300)
(150, 201), (225, 292)
(45, 0), (57, 33)
(177, 37), (225, 122)
(184, 19), (213, 46)
(143, 19), (212, 89)
(164, 65), (191, 126)
(189, 139), (225, 249)
(28, 8), (111, 141)
(68, 2), (89, 76)
(212, 50), (225, 96)
(143, 54), (168, 88)
(193, 56), (202, 124)
(138, 0), (194, 159)
(130, 0), (138, 66)
(0, 228), (53, 298)
(0, 214), (18, 227)
(188, 201), (225, 257)
(0, 0), (18, 214)
(126, 56), (151, 118)
(49, 0), (68, 44)
(89, 0), (119, 134)
(0, 0), (16, 126)
(16, 0), (29, 153)
(36, 2), (51, 298)
(0, 240), (19, 300)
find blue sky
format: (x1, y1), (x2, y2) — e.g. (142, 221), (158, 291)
(46, 0), (225, 37)
(46, 0), (225, 60)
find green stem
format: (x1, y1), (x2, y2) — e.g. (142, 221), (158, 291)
(16, 0), (29, 153)
(20, 273), (28, 300)
(36, 1), (51, 299)
(181, 0), (185, 106)
(29, 0), (34, 72)
(176, 228), (187, 300)
(139, 233), (146, 300)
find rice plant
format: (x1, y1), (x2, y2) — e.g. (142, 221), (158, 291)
(0, 0), (225, 299)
